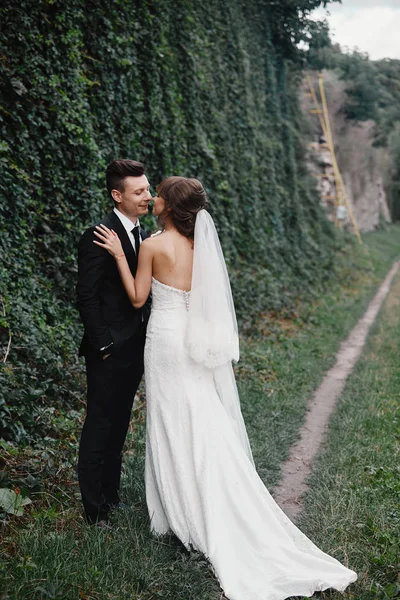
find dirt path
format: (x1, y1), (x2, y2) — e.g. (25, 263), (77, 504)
(272, 261), (400, 521)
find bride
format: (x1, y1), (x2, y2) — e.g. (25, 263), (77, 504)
(94, 176), (357, 600)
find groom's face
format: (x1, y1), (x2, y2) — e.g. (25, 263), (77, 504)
(113, 175), (151, 219)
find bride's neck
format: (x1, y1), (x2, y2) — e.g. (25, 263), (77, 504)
(163, 218), (177, 233)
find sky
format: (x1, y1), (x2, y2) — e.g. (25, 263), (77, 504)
(313, 0), (400, 61)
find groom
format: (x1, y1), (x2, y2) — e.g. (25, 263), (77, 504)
(76, 159), (152, 525)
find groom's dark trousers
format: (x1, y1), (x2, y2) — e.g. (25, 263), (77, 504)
(76, 211), (150, 524)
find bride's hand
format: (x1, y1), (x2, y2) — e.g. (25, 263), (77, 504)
(93, 224), (124, 258)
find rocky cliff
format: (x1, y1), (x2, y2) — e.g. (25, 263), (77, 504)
(302, 70), (391, 232)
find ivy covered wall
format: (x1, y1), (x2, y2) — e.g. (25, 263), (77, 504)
(0, 0), (338, 442)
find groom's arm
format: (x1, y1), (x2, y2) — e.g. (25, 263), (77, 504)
(76, 227), (113, 353)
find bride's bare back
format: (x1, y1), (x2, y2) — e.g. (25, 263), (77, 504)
(149, 229), (194, 292)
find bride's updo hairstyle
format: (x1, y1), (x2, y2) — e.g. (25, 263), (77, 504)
(156, 176), (207, 238)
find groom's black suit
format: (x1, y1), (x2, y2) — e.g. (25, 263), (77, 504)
(76, 210), (151, 523)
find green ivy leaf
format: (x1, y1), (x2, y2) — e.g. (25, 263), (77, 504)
(0, 488), (32, 516)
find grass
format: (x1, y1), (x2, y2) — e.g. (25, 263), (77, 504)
(297, 272), (400, 600)
(238, 225), (400, 487)
(1, 225), (400, 600)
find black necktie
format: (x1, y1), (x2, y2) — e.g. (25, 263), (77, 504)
(132, 226), (140, 255)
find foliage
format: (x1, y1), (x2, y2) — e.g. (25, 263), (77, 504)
(2, 225), (400, 599)
(299, 271), (400, 600)
(0, 0), (343, 444)
(386, 123), (400, 222)
(0, 489), (32, 516)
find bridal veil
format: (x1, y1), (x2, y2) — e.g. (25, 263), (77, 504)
(186, 209), (254, 464)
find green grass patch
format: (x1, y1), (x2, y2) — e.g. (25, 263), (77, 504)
(298, 272), (400, 600)
(1, 226), (400, 599)
(238, 225), (400, 487)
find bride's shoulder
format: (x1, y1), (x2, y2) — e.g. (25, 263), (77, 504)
(144, 231), (181, 259)
(143, 231), (164, 245)
(141, 231), (168, 252)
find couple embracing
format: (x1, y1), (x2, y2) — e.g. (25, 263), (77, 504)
(76, 159), (356, 600)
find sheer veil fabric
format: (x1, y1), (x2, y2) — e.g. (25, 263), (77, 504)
(143, 209), (357, 600)
(186, 210), (239, 368)
(185, 209), (253, 463)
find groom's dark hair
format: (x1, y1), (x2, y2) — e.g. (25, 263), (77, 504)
(106, 159), (145, 196)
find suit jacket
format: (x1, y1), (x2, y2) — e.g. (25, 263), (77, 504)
(76, 211), (151, 357)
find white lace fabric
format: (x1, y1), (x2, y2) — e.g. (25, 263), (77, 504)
(144, 277), (357, 600)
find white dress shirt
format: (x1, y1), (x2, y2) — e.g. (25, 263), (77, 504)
(113, 207), (141, 253)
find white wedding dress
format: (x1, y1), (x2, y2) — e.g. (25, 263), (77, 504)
(144, 276), (356, 600)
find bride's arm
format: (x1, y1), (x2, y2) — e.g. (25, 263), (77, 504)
(93, 224), (153, 308)
(114, 242), (153, 308)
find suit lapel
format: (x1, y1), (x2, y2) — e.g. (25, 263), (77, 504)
(106, 212), (137, 274)
(140, 227), (150, 241)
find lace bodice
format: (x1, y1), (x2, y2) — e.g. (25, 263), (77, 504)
(151, 277), (190, 312)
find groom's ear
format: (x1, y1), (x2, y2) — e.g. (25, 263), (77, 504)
(111, 189), (121, 204)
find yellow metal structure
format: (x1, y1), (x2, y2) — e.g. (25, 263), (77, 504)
(306, 73), (362, 244)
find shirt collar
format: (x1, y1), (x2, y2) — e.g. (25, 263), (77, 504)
(113, 207), (140, 233)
